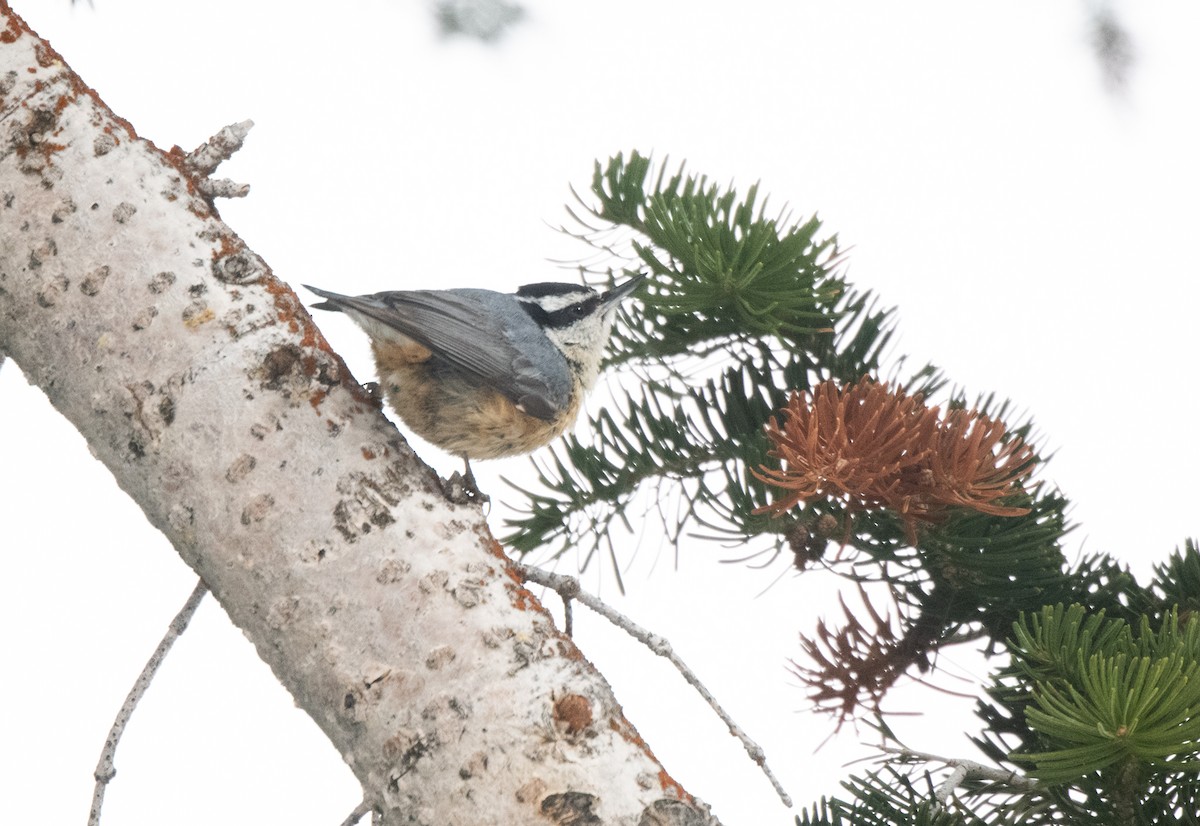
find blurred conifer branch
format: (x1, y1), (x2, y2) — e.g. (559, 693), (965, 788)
(434, 0), (524, 42)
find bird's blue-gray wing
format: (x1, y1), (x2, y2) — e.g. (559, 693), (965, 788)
(305, 285), (571, 421)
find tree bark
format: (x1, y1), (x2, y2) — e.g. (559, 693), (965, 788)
(0, 5), (715, 824)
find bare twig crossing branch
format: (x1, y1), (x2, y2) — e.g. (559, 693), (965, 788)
(515, 562), (793, 808)
(878, 745), (1041, 810)
(89, 579), (209, 826)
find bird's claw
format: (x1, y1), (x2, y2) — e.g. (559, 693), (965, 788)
(444, 467), (488, 505)
(362, 381), (384, 409)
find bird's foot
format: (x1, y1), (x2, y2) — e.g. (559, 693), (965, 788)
(443, 460), (488, 505)
(362, 381), (384, 409)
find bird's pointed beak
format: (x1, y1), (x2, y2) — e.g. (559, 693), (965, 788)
(600, 273), (647, 311)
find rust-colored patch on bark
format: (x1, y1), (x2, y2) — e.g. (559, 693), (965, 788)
(605, 716), (693, 803)
(488, 541), (539, 615)
(270, 279), (377, 412)
(553, 637), (587, 662)
(657, 769), (689, 801)
(211, 232), (242, 262)
(33, 40), (56, 68)
(481, 533), (512, 563)
(264, 276), (310, 339)
(51, 87), (72, 114)
(552, 693), (593, 735)
(509, 584), (531, 612)
(159, 144), (206, 207)
(4, 6), (141, 150)
(2, 9), (24, 44)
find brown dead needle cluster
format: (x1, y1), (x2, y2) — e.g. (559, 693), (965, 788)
(755, 378), (1035, 528)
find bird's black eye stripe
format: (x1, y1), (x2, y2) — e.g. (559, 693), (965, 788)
(519, 296), (602, 329)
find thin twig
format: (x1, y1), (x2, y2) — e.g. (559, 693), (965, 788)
(935, 763), (971, 806)
(338, 798), (374, 826)
(547, 568), (580, 637)
(878, 745), (1041, 808)
(514, 562), (792, 808)
(89, 578), (209, 826)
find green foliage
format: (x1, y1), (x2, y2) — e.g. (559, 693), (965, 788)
(503, 153), (1200, 823)
(1010, 606), (1200, 781)
(508, 150), (1070, 713)
(504, 291), (905, 571)
(1150, 540), (1200, 615)
(795, 769), (984, 826)
(505, 152), (946, 575)
(963, 588), (1200, 824)
(814, 599), (1200, 823)
(583, 151), (845, 359)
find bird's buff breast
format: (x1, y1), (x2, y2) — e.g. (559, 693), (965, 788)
(372, 342), (581, 460)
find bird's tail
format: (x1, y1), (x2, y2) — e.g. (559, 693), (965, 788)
(302, 284), (349, 313)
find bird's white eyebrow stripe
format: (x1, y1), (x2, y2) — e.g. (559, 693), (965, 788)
(520, 295), (602, 328)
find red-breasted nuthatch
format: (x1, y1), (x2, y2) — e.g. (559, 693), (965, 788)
(305, 274), (645, 478)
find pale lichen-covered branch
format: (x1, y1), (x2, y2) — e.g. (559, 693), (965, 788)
(0, 5), (717, 823)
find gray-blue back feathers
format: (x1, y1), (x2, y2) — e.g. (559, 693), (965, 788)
(305, 285), (573, 421)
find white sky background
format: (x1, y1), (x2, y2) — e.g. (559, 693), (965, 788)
(2, 1), (1199, 823)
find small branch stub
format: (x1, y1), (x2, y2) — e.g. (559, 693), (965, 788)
(198, 177), (250, 199)
(184, 120), (254, 198)
(185, 119), (254, 176)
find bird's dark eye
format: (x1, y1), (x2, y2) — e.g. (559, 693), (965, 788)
(533, 295), (603, 329)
